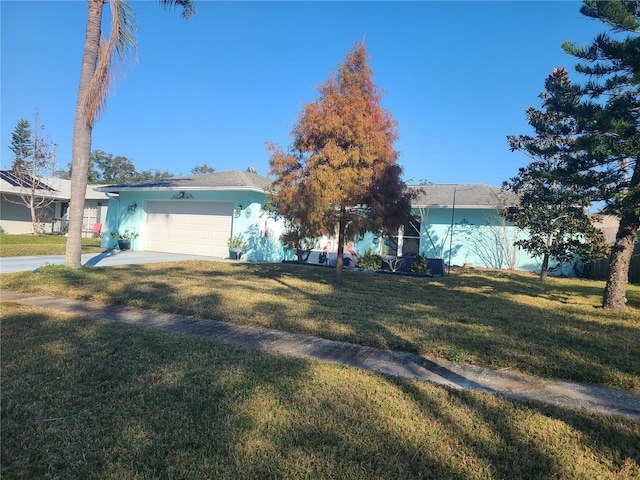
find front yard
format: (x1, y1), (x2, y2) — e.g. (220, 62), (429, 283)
(2, 301), (639, 479)
(0, 234), (103, 256)
(2, 261), (640, 478)
(2, 262), (639, 392)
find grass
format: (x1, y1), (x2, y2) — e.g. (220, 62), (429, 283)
(1, 262), (639, 392)
(0, 233), (103, 256)
(2, 302), (639, 479)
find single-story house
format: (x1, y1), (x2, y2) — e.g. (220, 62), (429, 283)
(0, 170), (108, 236)
(97, 170), (287, 261)
(97, 170), (543, 270)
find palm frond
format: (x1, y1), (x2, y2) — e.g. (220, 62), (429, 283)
(158, 0), (196, 19)
(82, 0), (137, 127)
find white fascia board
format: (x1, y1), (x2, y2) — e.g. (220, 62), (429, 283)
(0, 189), (67, 200)
(95, 185), (266, 193)
(413, 204), (496, 209)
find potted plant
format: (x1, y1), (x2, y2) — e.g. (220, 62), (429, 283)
(111, 229), (139, 251)
(228, 235), (248, 260)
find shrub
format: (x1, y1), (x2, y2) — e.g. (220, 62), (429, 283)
(410, 254), (428, 274)
(111, 229), (139, 241)
(228, 235), (248, 250)
(357, 249), (383, 270)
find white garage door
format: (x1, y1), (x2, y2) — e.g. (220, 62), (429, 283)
(145, 201), (233, 257)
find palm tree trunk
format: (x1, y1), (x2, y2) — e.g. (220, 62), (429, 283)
(65, 0), (105, 268)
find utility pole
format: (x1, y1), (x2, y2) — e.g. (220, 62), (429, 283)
(448, 187), (456, 275)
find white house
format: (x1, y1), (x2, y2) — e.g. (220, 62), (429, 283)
(0, 170), (108, 236)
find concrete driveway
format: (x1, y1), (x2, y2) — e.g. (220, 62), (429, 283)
(0, 250), (222, 274)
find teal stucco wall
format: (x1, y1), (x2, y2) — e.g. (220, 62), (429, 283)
(348, 206), (563, 274)
(101, 189), (286, 261)
(101, 193), (578, 275)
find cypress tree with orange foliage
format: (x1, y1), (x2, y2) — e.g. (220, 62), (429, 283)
(268, 41), (412, 284)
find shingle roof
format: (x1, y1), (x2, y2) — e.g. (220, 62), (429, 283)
(0, 170), (107, 200)
(408, 184), (518, 209)
(96, 169), (273, 193)
(93, 171), (516, 208)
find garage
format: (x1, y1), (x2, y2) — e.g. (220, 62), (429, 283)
(145, 201), (233, 257)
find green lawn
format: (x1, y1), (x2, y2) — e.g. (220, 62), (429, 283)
(2, 302), (639, 479)
(1, 262), (639, 392)
(0, 233), (103, 256)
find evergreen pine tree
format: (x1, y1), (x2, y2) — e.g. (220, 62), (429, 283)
(559, 0), (640, 309)
(9, 119), (33, 172)
(506, 68), (608, 281)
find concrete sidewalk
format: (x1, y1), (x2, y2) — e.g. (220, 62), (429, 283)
(2, 289), (639, 422)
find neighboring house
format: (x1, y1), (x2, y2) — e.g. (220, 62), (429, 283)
(592, 215), (622, 245)
(585, 216), (640, 284)
(0, 170), (108, 236)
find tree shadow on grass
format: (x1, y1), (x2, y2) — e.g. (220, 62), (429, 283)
(4, 261), (639, 391)
(384, 375), (640, 479)
(2, 305), (494, 479)
(3, 303), (639, 480)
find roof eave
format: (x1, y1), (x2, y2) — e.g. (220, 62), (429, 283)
(95, 185), (268, 194)
(412, 204), (505, 209)
(0, 189), (66, 200)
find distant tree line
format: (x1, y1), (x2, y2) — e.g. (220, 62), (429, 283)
(55, 150), (176, 184)
(54, 151), (256, 184)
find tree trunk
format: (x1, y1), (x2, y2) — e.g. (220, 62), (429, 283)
(334, 210), (346, 284)
(539, 230), (555, 282)
(29, 195), (38, 236)
(602, 211), (640, 309)
(539, 252), (550, 282)
(65, 0), (104, 268)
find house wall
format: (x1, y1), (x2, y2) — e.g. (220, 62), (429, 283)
(0, 196), (55, 234)
(0, 198), (34, 234)
(101, 190), (286, 261)
(347, 207), (562, 274)
(228, 198), (287, 262)
(412, 207), (579, 274)
(417, 207), (547, 271)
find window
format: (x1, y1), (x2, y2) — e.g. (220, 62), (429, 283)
(59, 201), (69, 218)
(381, 215), (421, 256)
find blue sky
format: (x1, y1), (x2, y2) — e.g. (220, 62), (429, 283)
(1, 1), (604, 186)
